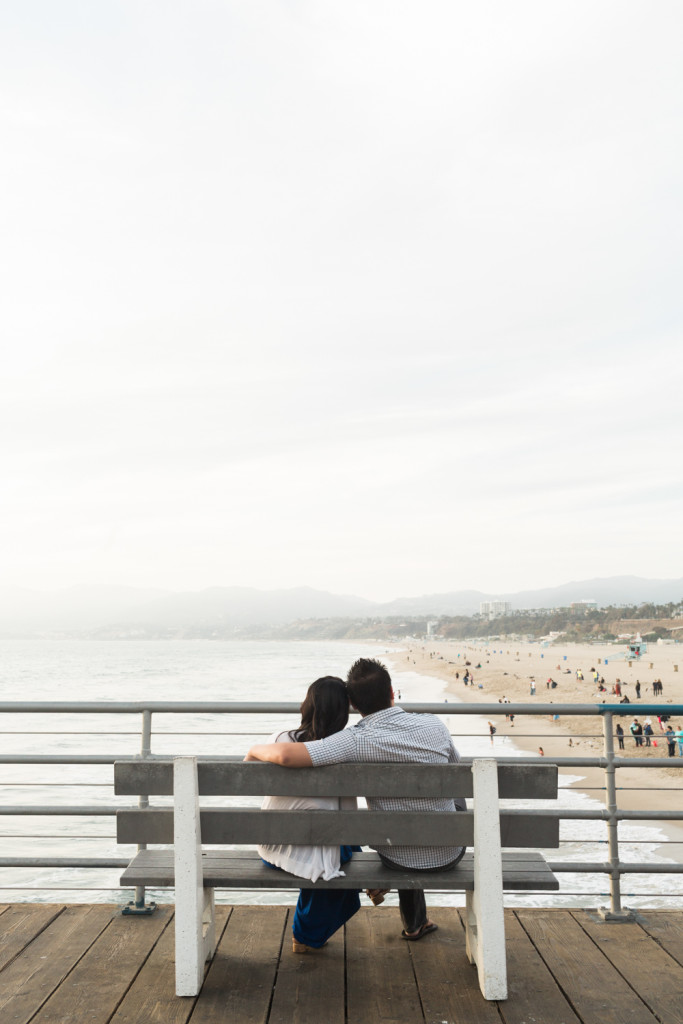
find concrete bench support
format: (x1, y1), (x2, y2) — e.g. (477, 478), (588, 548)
(174, 757), (216, 996)
(465, 759), (506, 999)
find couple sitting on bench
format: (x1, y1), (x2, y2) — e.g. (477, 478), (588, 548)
(245, 657), (466, 952)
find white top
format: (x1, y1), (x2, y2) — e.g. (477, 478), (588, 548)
(257, 730), (357, 883)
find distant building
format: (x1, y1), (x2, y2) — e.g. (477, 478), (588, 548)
(571, 600), (598, 610)
(480, 600), (512, 618)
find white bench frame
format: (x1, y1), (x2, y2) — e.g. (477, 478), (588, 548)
(171, 756), (511, 1000)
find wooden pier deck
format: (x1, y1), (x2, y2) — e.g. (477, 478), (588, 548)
(1, 904), (682, 1024)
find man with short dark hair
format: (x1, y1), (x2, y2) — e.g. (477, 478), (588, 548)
(246, 657), (466, 941)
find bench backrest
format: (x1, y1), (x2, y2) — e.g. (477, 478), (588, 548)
(115, 759), (559, 850)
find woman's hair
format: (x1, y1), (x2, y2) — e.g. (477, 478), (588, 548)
(289, 676), (350, 743)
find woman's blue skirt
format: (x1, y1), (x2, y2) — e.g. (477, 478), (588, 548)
(263, 845), (361, 948)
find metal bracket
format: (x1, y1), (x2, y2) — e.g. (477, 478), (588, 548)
(122, 899), (157, 916)
(597, 905), (636, 922)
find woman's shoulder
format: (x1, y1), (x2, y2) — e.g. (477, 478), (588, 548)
(269, 728), (295, 744)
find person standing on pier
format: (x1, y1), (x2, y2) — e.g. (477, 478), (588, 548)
(246, 657), (466, 943)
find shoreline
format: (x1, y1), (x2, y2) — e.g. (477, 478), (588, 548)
(384, 639), (683, 867)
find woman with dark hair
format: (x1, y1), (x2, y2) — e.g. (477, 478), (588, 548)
(253, 676), (361, 953)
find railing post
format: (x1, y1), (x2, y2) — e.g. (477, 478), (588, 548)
(599, 711), (634, 921)
(122, 709), (157, 916)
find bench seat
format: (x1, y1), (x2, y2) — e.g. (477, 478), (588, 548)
(121, 848), (559, 892)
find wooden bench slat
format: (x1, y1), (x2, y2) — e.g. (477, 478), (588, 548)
(119, 849), (560, 892)
(116, 807), (560, 849)
(114, 761), (558, 800)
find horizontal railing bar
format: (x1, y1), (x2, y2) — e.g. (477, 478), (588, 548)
(549, 862), (683, 874)
(0, 804), (681, 822)
(0, 858), (130, 867)
(0, 806), (134, 815)
(0, 856), (681, 876)
(0, 754), (681, 770)
(0, 701), (680, 716)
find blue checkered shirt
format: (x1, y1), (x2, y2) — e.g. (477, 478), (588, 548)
(305, 706), (466, 869)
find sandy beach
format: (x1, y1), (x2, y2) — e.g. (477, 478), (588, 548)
(386, 638), (683, 864)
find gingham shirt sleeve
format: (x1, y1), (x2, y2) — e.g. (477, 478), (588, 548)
(305, 728), (358, 765)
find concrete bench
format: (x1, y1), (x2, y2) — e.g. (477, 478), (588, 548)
(115, 758), (559, 1001)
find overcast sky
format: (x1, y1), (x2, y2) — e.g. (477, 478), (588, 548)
(2, 1), (682, 602)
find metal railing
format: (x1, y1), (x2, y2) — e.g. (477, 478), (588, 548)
(0, 701), (681, 917)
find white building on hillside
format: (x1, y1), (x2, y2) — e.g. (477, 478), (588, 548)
(480, 600), (512, 617)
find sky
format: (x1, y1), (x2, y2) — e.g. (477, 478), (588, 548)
(2, 1), (682, 603)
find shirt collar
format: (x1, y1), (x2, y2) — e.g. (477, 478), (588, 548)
(354, 705), (404, 728)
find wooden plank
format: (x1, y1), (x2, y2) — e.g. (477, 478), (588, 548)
(114, 760), (557, 799)
(0, 903), (65, 972)
(410, 907), (501, 1023)
(495, 910), (582, 1024)
(517, 909), (660, 1024)
(118, 808), (474, 846)
(191, 905), (287, 1024)
(108, 906), (230, 1024)
(118, 807), (558, 848)
(120, 849), (559, 892)
(28, 906), (173, 1024)
(268, 908), (345, 1024)
(573, 910), (683, 1024)
(0, 905), (115, 1024)
(346, 907), (424, 1024)
(638, 911), (683, 968)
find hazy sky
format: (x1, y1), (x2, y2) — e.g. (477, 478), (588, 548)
(2, 2), (682, 602)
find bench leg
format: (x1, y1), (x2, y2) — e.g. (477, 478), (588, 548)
(202, 887), (216, 962)
(465, 890), (477, 964)
(469, 759), (508, 1000)
(174, 756), (209, 997)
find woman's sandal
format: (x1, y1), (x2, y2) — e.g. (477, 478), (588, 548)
(365, 888), (390, 906)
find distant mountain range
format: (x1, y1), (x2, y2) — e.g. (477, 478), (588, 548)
(0, 576), (682, 635)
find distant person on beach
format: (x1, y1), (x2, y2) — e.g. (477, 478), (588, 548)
(630, 719), (643, 747)
(665, 725), (676, 757)
(538, 747), (544, 756)
(616, 723), (625, 749)
(676, 725), (683, 757)
(247, 658), (466, 943)
(488, 721), (496, 744)
(643, 720), (653, 747)
(253, 677), (361, 952)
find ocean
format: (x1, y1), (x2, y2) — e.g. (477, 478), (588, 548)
(0, 639), (679, 908)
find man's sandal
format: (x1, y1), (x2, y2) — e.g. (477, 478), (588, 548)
(401, 921), (438, 941)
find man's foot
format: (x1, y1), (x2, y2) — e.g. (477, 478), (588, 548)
(401, 921), (438, 941)
(365, 888), (390, 906)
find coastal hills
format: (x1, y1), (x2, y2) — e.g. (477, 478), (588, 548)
(0, 576), (682, 637)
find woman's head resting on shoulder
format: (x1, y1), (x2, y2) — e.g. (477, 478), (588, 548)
(290, 676), (349, 743)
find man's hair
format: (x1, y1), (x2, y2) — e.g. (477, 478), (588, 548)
(346, 658), (392, 715)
